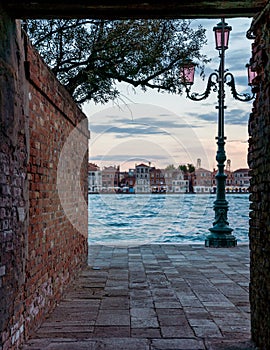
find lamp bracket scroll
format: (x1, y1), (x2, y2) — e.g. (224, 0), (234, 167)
(224, 72), (255, 101)
(185, 72), (219, 101)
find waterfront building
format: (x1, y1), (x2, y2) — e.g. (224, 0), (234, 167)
(89, 161), (250, 194)
(119, 169), (136, 193)
(135, 163), (151, 193)
(212, 168), (234, 193)
(163, 168), (174, 192)
(101, 165), (120, 192)
(88, 163), (102, 193)
(171, 170), (189, 193)
(163, 168), (189, 193)
(150, 168), (166, 193)
(172, 176), (189, 193)
(233, 168), (250, 192)
(193, 167), (212, 193)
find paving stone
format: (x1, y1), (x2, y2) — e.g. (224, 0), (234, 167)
(195, 292), (230, 303)
(25, 338), (150, 350)
(22, 244), (251, 350)
(131, 317), (159, 328)
(204, 338), (256, 350)
(35, 326), (95, 339)
(154, 301), (181, 308)
(160, 325), (194, 338)
(131, 328), (161, 338)
(177, 294), (204, 307)
(155, 308), (185, 316)
(202, 301), (236, 309)
(129, 282), (149, 289)
(157, 314), (189, 326)
(93, 326), (130, 337)
(151, 338), (205, 349)
(96, 310), (130, 326)
(130, 289), (152, 298)
(100, 296), (129, 309)
(183, 307), (211, 319)
(193, 324), (222, 338)
(131, 308), (156, 318)
(104, 288), (129, 296)
(130, 298), (155, 308)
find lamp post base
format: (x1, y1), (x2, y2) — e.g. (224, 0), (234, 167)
(205, 231), (237, 248)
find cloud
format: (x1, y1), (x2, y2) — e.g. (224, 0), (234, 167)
(227, 75), (249, 87)
(225, 109), (250, 125)
(90, 116), (201, 139)
(188, 111), (217, 124)
(226, 59), (250, 73)
(117, 117), (199, 129)
(90, 123), (168, 137)
(188, 108), (250, 126)
(90, 154), (168, 162)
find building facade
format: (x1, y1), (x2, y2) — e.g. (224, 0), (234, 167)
(162, 168), (189, 193)
(150, 168), (166, 193)
(88, 163), (102, 193)
(135, 163), (151, 193)
(233, 168), (250, 192)
(193, 168), (212, 193)
(119, 169), (136, 193)
(212, 168), (235, 193)
(101, 165), (120, 192)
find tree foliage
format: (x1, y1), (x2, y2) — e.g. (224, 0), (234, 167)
(179, 164), (195, 173)
(165, 164), (176, 170)
(25, 19), (208, 105)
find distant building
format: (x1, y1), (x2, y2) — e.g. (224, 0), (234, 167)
(88, 163), (102, 193)
(150, 168), (166, 193)
(119, 169), (136, 193)
(193, 167), (212, 193)
(101, 165), (120, 192)
(171, 171), (189, 193)
(89, 161), (250, 195)
(233, 168), (250, 192)
(163, 168), (175, 192)
(135, 163), (151, 193)
(163, 168), (188, 193)
(212, 168), (234, 193)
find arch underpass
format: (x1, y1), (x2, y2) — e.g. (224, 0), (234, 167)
(0, 1), (269, 349)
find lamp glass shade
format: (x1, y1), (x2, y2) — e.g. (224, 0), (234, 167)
(181, 63), (195, 85)
(247, 64), (257, 86)
(213, 22), (232, 50)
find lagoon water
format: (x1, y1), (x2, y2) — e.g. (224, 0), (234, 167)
(88, 193), (250, 246)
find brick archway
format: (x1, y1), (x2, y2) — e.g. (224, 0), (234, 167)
(0, 1), (269, 349)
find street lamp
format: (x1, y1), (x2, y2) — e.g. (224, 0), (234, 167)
(181, 18), (256, 248)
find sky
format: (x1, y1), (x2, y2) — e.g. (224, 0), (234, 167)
(82, 18), (254, 172)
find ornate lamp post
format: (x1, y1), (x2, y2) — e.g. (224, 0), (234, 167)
(181, 18), (256, 248)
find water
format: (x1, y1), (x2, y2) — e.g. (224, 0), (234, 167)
(88, 193), (250, 246)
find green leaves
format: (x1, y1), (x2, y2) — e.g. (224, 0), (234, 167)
(26, 19), (208, 105)
(179, 164), (195, 173)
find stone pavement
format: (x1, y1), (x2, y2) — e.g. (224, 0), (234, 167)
(23, 244), (256, 350)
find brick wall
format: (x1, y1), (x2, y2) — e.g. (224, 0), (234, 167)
(0, 14), (89, 350)
(0, 15), (29, 350)
(248, 5), (270, 350)
(24, 34), (89, 340)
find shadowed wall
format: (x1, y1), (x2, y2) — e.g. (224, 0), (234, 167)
(0, 12), (89, 349)
(248, 5), (270, 349)
(0, 1), (270, 349)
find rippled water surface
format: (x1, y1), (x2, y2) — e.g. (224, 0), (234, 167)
(88, 193), (250, 245)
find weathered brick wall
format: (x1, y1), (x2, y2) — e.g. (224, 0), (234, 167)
(0, 14), (89, 350)
(0, 15), (29, 350)
(24, 34), (89, 340)
(248, 6), (270, 350)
